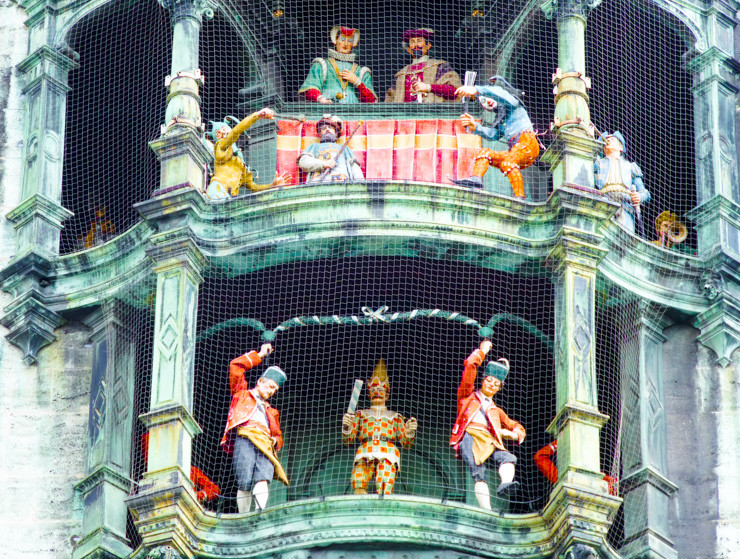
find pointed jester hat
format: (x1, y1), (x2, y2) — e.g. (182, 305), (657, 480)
(367, 359), (390, 389)
(207, 116), (240, 141)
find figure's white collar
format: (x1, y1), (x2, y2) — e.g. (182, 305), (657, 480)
(328, 48), (356, 63)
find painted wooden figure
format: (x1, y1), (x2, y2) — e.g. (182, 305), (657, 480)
(342, 360), (417, 495)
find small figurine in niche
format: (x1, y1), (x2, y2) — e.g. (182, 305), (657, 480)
(453, 75), (540, 198)
(220, 343), (289, 512)
(594, 131), (650, 235)
(82, 205), (115, 249)
(141, 432), (221, 504)
(385, 28), (462, 103)
(450, 340), (525, 508)
(342, 359), (417, 495)
(297, 114), (364, 183)
(206, 108), (292, 200)
(533, 440), (618, 496)
(299, 26), (378, 104)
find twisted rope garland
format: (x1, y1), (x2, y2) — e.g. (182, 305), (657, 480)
(195, 307), (552, 349)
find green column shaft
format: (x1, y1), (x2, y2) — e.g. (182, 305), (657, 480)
(140, 236), (204, 484)
(73, 304), (136, 559)
(619, 302), (678, 559)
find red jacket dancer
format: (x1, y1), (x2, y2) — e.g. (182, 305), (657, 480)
(220, 343), (289, 513)
(451, 340), (525, 508)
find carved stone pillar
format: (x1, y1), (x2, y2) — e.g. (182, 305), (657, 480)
(150, 0), (214, 196)
(541, 0), (602, 191)
(128, 230), (205, 556)
(73, 303), (137, 559)
(619, 302), (678, 559)
(544, 188), (621, 551)
(0, 4), (77, 362)
(141, 232), (204, 484)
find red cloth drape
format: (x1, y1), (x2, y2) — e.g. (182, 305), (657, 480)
(276, 119), (481, 185)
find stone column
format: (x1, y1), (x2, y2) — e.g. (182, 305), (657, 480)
(73, 303), (137, 559)
(685, 1), (740, 366)
(544, 188), (621, 551)
(541, 0), (603, 191)
(128, 231), (205, 556)
(619, 302), (678, 559)
(0, 1), (77, 363)
(141, 233), (204, 486)
(149, 0), (213, 196)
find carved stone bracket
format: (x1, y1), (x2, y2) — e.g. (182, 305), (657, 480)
(0, 290), (64, 365)
(695, 298), (740, 366)
(562, 543), (599, 559)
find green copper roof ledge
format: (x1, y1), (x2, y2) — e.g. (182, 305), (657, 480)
(127, 492), (622, 559)
(22, 181), (708, 316)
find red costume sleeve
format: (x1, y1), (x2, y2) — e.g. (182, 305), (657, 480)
(190, 466), (221, 501)
(266, 407), (283, 451)
(457, 349), (484, 411)
(357, 83), (377, 103)
(534, 441), (558, 484)
(430, 83), (458, 100)
(303, 88), (321, 102)
(229, 351), (262, 394)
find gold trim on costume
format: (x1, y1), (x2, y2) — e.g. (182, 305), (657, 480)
(237, 425), (290, 486)
(466, 425), (497, 465)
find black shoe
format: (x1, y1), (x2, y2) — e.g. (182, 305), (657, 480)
(453, 176), (484, 188)
(496, 481), (520, 497)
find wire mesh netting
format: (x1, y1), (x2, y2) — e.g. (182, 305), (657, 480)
(54, 0), (691, 552)
(60, 0), (696, 254)
(118, 251), (670, 550)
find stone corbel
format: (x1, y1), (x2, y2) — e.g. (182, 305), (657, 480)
(0, 290), (65, 365)
(695, 297), (740, 366)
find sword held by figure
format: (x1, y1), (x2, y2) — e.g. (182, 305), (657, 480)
(316, 120), (364, 182)
(346, 379), (364, 415)
(462, 71), (477, 131)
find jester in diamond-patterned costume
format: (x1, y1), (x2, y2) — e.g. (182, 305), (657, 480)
(342, 360), (417, 494)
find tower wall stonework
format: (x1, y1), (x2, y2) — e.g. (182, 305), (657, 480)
(0, 1), (738, 558)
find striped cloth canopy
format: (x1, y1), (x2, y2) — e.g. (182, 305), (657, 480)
(276, 119), (481, 185)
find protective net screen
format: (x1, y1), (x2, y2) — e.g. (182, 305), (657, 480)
(190, 255), (556, 514)
(61, 0), (695, 254)
(120, 249), (669, 550)
(52, 0), (691, 551)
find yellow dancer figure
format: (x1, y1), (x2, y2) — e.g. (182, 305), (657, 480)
(206, 108), (292, 200)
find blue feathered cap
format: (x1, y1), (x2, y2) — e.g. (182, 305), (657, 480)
(485, 357), (510, 382)
(260, 365), (287, 388)
(606, 131), (626, 153)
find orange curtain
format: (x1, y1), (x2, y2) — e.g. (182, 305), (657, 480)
(276, 119), (481, 185)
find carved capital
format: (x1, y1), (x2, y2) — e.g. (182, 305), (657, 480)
(542, 0), (602, 21)
(158, 0), (215, 21)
